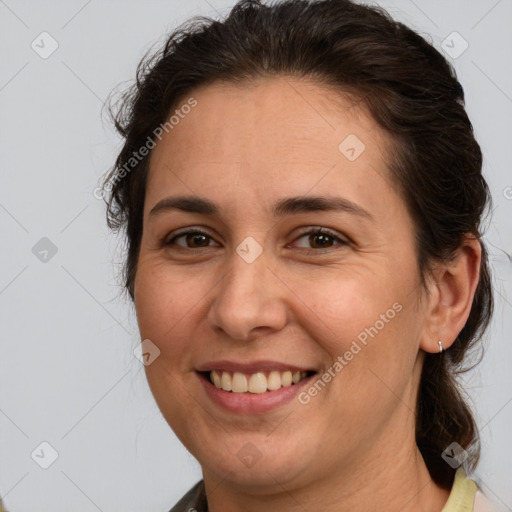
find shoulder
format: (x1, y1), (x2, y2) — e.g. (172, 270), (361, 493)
(168, 480), (207, 512)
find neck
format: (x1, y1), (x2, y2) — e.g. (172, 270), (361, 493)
(203, 441), (450, 512)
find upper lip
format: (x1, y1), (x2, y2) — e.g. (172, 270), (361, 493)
(195, 360), (316, 374)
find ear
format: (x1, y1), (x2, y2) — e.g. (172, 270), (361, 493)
(419, 235), (482, 354)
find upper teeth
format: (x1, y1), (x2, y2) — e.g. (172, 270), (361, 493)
(210, 370), (308, 394)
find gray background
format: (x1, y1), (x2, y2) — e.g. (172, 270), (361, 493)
(0, 0), (511, 510)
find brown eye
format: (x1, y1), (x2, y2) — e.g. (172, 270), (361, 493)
(293, 228), (348, 251)
(308, 233), (335, 249)
(184, 233), (210, 248)
(165, 230), (217, 249)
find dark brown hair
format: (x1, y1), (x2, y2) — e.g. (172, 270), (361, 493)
(103, 0), (493, 487)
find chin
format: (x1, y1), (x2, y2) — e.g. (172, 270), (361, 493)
(189, 430), (320, 492)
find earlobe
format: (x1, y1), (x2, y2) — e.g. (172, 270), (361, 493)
(420, 235), (482, 354)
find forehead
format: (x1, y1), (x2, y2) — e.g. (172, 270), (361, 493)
(146, 76), (398, 219)
(152, 76), (387, 160)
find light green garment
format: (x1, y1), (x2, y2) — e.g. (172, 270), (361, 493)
(442, 468), (477, 512)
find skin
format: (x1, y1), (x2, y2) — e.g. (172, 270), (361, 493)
(133, 76), (481, 512)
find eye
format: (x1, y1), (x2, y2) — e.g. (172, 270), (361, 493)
(165, 229), (218, 249)
(163, 226), (348, 252)
(292, 227), (349, 251)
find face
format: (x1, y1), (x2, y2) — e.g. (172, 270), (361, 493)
(134, 77), (430, 491)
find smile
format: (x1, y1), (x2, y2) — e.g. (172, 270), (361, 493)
(196, 360), (318, 413)
(208, 370), (312, 393)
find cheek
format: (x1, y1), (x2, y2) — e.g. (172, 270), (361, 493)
(305, 280), (421, 426)
(134, 264), (198, 385)
(133, 261), (207, 432)
(298, 264), (422, 393)
(134, 259), (201, 338)
(295, 268), (401, 347)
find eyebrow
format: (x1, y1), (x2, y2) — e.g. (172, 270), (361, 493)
(149, 195), (374, 221)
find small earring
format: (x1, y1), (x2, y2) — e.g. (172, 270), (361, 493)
(438, 340), (444, 353)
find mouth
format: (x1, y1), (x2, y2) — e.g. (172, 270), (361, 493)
(195, 360), (319, 413)
(199, 369), (317, 394)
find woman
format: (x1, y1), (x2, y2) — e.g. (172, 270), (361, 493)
(103, 0), (498, 510)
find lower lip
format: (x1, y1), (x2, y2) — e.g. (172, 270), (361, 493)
(197, 372), (315, 414)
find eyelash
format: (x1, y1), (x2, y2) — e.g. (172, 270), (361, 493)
(164, 226), (349, 252)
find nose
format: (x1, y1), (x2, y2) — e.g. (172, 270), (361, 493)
(206, 245), (288, 342)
